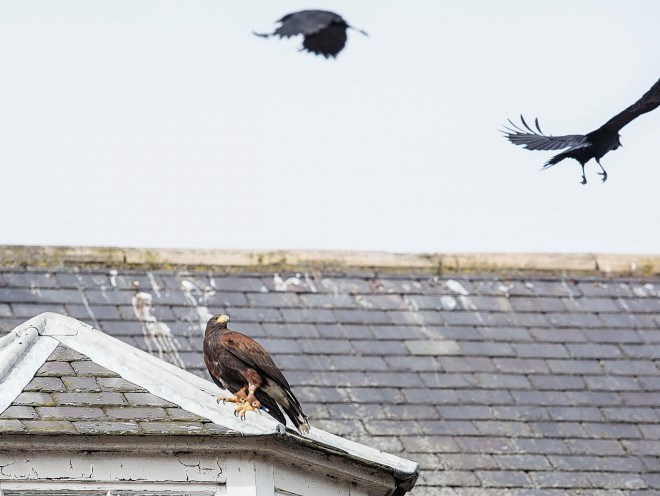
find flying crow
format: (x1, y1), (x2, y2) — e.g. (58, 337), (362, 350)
(254, 10), (367, 58)
(503, 77), (660, 184)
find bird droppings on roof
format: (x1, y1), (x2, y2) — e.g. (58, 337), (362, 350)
(131, 291), (184, 369)
(1, 248), (660, 494)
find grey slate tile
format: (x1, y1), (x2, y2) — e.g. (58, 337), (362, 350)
(22, 420), (76, 434)
(547, 407), (603, 422)
(584, 375), (640, 391)
(53, 392), (127, 406)
(351, 339), (408, 355)
(73, 421), (142, 434)
(70, 361), (120, 377)
(494, 358), (549, 374)
(477, 470), (532, 488)
(604, 360), (659, 375)
(0, 419), (25, 432)
(13, 392), (55, 406)
(548, 454), (643, 472)
(421, 470), (481, 486)
(529, 328), (588, 343)
(12, 303), (67, 317)
(440, 453), (498, 470)
(23, 377), (66, 392)
(529, 471), (591, 489)
(0, 406), (38, 419)
(512, 343), (569, 358)
(105, 407), (168, 421)
(62, 377), (101, 392)
(97, 378), (145, 392)
(496, 454), (552, 470)
(490, 405), (550, 421)
(36, 407), (106, 420)
(529, 375), (586, 390)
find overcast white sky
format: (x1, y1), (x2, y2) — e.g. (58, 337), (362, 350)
(0, 1), (658, 254)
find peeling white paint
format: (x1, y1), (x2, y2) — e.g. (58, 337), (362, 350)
(132, 292), (185, 369)
(29, 283), (42, 297)
(524, 282), (535, 290)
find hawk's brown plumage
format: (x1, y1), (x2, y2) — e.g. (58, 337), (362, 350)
(203, 314), (310, 434)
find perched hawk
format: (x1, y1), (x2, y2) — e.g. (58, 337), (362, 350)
(502, 77), (660, 184)
(254, 10), (368, 58)
(203, 314), (310, 434)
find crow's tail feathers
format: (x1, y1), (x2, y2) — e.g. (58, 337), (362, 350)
(540, 152), (570, 171)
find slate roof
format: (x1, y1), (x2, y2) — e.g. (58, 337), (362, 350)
(0, 343), (218, 436)
(1, 248), (660, 495)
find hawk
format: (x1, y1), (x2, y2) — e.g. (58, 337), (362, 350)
(203, 314), (310, 434)
(502, 77), (660, 184)
(254, 10), (368, 58)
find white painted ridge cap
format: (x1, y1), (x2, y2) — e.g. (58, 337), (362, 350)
(0, 313), (419, 478)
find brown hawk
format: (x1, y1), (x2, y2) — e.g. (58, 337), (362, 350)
(203, 314), (310, 434)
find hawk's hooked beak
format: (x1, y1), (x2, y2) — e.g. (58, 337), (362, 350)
(216, 314), (230, 325)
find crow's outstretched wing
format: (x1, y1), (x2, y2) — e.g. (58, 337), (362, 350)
(502, 115), (589, 151)
(594, 77), (660, 134)
(272, 10), (343, 38)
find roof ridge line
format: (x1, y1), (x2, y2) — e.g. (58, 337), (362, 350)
(1, 245), (659, 275)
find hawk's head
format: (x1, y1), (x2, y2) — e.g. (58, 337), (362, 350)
(206, 314), (230, 333)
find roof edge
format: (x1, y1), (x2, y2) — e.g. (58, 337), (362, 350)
(1, 245), (659, 275)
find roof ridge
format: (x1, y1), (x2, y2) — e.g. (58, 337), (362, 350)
(1, 245), (660, 275)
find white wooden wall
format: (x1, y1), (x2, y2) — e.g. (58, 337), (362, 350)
(0, 451), (376, 496)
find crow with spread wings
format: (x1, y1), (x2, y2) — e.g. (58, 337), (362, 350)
(503, 77), (660, 184)
(203, 314), (310, 434)
(254, 10), (367, 58)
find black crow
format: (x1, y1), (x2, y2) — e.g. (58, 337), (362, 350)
(502, 77), (660, 184)
(254, 10), (367, 58)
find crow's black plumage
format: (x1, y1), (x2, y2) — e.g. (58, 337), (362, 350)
(254, 10), (367, 58)
(503, 77), (660, 184)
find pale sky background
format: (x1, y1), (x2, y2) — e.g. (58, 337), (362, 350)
(0, 1), (658, 254)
